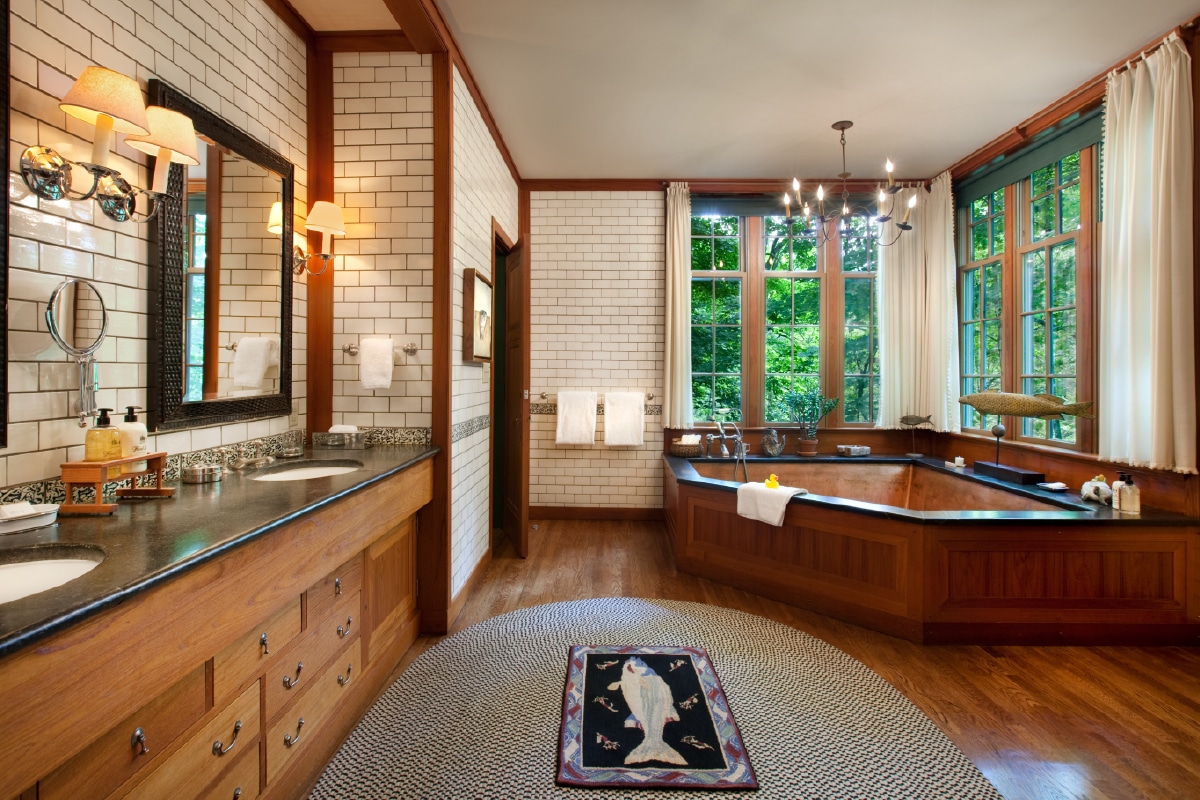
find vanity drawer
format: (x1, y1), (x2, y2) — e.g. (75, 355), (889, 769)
(265, 591), (359, 718)
(197, 737), (260, 800)
(41, 665), (207, 800)
(122, 680), (260, 800)
(307, 553), (363, 625)
(266, 639), (361, 784)
(212, 597), (301, 705)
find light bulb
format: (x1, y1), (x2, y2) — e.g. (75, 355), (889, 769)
(783, 192), (791, 206)
(886, 159), (895, 188)
(878, 188), (886, 204)
(803, 204), (810, 219)
(842, 203), (850, 215)
(886, 159), (894, 173)
(908, 193), (918, 208)
(816, 185), (825, 201)
(792, 177), (800, 192)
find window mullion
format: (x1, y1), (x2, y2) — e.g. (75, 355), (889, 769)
(825, 228), (845, 427)
(1076, 145), (1097, 453)
(743, 216), (765, 426)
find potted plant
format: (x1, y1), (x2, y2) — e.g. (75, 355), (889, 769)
(784, 390), (839, 456)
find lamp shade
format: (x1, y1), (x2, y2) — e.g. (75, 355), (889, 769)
(267, 201), (284, 235)
(126, 107), (200, 165)
(59, 67), (150, 135)
(304, 201), (346, 236)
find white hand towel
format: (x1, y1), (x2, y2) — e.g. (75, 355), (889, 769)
(360, 337), (394, 390)
(736, 482), (807, 526)
(604, 391), (645, 446)
(329, 424), (359, 433)
(556, 391), (597, 445)
(232, 337), (272, 388)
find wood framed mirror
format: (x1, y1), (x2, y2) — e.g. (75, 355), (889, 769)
(0, 7), (9, 448)
(148, 79), (294, 431)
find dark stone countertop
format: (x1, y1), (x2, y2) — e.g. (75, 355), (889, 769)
(0, 445), (438, 659)
(665, 454), (1200, 526)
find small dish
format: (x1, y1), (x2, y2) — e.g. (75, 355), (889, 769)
(1037, 481), (1069, 492)
(0, 505), (60, 535)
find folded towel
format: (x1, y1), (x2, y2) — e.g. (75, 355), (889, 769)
(604, 391), (645, 446)
(329, 424), (359, 433)
(0, 502), (36, 520)
(232, 337), (275, 388)
(556, 391), (597, 445)
(360, 337), (394, 390)
(736, 482), (807, 526)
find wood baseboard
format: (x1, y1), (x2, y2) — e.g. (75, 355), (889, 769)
(530, 506), (664, 521)
(447, 547), (491, 628)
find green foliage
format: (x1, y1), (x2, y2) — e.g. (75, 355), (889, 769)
(783, 389), (839, 437)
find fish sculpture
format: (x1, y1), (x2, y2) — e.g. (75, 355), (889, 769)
(608, 657), (687, 765)
(899, 414), (932, 427)
(959, 390), (1094, 421)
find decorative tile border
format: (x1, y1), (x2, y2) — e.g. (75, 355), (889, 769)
(0, 428), (435, 506)
(451, 415), (490, 443)
(530, 404), (662, 417)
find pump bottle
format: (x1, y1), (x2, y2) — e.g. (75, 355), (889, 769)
(118, 406), (149, 473)
(84, 408), (122, 462)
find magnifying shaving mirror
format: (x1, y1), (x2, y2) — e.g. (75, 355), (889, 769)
(46, 278), (110, 427)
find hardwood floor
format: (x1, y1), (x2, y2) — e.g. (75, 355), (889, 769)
(398, 519), (1200, 800)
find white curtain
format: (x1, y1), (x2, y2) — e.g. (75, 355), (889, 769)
(663, 182), (693, 428)
(1100, 34), (1196, 473)
(877, 171), (961, 431)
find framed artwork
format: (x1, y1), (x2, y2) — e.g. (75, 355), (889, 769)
(463, 268), (493, 363)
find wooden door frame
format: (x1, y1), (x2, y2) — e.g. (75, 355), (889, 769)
(491, 217), (515, 550)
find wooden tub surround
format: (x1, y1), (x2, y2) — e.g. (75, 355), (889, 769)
(664, 456), (1200, 646)
(0, 446), (435, 800)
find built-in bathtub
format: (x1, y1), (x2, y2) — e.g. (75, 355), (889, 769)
(663, 455), (1200, 645)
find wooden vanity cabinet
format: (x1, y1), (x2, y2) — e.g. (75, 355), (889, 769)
(0, 457), (431, 800)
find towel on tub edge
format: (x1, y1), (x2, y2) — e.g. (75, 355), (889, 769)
(736, 482), (807, 526)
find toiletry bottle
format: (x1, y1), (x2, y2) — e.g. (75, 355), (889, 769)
(118, 406), (149, 473)
(1118, 476), (1141, 515)
(85, 408), (123, 462)
(1111, 472), (1127, 511)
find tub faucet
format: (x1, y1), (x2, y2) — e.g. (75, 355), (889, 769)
(717, 421), (749, 482)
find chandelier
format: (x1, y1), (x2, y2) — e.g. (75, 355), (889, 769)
(783, 120), (918, 248)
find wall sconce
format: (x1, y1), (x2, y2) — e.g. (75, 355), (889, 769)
(124, 106), (200, 223)
(267, 201), (284, 235)
(293, 201), (346, 277)
(21, 66), (151, 221)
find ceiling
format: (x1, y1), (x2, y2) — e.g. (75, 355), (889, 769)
(290, 0), (1200, 181)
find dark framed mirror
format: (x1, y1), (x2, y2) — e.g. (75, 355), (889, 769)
(148, 79), (294, 431)
(0, 5), (9, 448)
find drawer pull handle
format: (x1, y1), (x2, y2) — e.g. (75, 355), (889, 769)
(337, 663), (353, 686)
(284, 717), (305, 748)
(233, 790), (242, 799)
(337, 616), (353, 638)
(130, 727), (150, 756)
(334, 577), (342, 595)
(259, 632), (270, 655)
(283, 661), (304, 689)
(212, 720), (243, 756)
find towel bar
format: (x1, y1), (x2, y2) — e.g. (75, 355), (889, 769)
(342, 342), (419, 358)
(539, 391), (656, 401)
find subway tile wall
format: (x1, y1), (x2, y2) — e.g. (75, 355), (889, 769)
(529, 191), (666, 509)
(330, 51), (433, 430)
(6, 0), (308, 488)
(449, 65), (518, 596)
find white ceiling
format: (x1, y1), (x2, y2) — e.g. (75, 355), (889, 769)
(291, 0), (1200, 181)
(289, 0), (398, 31)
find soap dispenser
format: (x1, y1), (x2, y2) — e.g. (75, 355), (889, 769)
(1118, 475), (1141, 515)
(85, 408), (123, 462)
(118, 406), (149, 473)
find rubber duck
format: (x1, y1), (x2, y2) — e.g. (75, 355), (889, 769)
(765, 474), (779, 489)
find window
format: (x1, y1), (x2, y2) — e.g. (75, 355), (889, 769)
(184, 210), (207, 403)
(957, 146), (1096, 450)
(690, 209), (878, 427)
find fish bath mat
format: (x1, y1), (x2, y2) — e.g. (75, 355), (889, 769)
(556, 645), (756, 790)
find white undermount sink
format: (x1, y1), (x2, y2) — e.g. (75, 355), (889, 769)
(0, 546), (105, 605)
(251, 459), (364, 482)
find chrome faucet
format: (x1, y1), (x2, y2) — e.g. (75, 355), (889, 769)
(229, 439), (276, 470)
(716, 421), (749, 482)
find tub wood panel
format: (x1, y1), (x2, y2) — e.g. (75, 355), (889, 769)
(690, 462), (912, 508)
(677, 489), (924, 640)
(667, 457), (1200, 644)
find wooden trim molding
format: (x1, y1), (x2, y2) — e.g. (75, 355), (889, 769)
(948, 15), (1200, 181)
(523, 178), (919, 194)
(307, 46), (335, 435)
(417, 50), (455, 635)
(531, 506), (665, 522)
(447, 546), (491, 627)
(314, 31), (414, 52)
(261, 0), (314, 45)
(492, 216), (514, 251)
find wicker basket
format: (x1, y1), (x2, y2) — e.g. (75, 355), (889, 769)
(669, 439), (703, 458)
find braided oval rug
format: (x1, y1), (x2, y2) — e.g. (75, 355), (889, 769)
(310, 598), (1003, 799)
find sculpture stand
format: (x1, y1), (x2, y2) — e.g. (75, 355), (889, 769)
(973, 424), (1044, 485)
